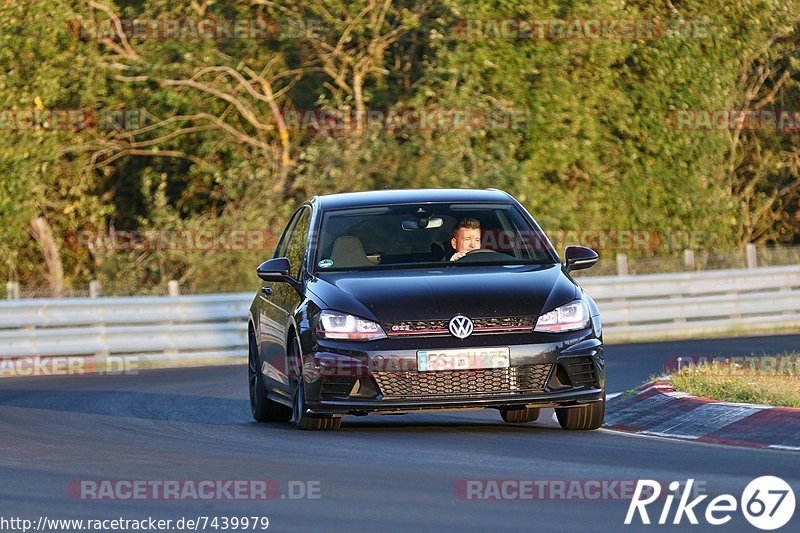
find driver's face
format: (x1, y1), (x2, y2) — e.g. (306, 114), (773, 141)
(451, 228), (481, 253)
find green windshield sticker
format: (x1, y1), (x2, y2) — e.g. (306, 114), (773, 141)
(318, 259), (334, 269)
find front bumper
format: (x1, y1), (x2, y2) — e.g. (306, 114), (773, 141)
(301, 330), (605, 416)
(309, 388), (605, 415)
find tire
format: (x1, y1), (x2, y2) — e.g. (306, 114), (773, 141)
(288, 336), (342, 431)
(555, 397), (605, 431)
(499, 407), (540, 423)
(248, 332), (291, 423)
(291, 377), (342, 430)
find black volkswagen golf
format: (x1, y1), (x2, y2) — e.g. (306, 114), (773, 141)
(248, 189), (604, 430)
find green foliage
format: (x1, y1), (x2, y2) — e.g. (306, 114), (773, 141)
(1, 0), (799, 294)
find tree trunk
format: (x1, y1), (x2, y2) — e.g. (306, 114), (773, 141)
(30, 216), (64, 297)
(353, 71), (365, 133)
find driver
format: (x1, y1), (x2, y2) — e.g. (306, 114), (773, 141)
(449, 218), (482, 261)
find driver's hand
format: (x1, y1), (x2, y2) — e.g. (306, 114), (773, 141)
(450, 248), (480, 261)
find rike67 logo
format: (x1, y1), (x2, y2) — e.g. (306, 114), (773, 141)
(626, 477), (795, 530)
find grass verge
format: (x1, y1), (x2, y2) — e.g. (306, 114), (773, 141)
(668, 353), (800, 408)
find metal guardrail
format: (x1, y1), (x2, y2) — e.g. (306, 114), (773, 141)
(0, 265), (798, 368)
(578, 265), (800, 341)
(0, 293), (252, 365)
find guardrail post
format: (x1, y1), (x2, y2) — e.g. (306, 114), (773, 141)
(683, 249), (695, 270)
(746, 243), (758, 269)
(167, 280), (180, 297)
(89, 280), (101, 298)
(6, 281), (20, 300)
(615, 253), (628, 276)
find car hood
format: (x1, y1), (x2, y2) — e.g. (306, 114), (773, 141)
(307, 264), (579, 322)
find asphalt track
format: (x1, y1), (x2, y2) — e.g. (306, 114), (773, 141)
(1, 334), (799, 532)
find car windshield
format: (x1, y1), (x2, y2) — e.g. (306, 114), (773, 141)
(312, 202), (558, 272)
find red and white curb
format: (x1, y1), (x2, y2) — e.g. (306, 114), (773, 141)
(604, 380), (800, 451)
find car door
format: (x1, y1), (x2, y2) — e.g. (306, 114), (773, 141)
(258, 206), (310, 399)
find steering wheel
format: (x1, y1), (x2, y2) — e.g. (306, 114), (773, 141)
(454, 248), (505, 262)
(465, 248), (493, 255)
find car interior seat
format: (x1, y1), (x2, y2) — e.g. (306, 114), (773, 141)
(329, 235), (373, 268)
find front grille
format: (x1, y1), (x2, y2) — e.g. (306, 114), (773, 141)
(383, 316), (535, 337)
(373, 364), (552, 399)
(320, 377), (357, 399)
(561, 357), (598, 388)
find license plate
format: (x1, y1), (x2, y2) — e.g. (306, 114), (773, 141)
(417, 348), (510, 372)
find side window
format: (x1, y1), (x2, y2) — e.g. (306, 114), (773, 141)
(274, 209), (302, 259)
(285, 208), (311, 277)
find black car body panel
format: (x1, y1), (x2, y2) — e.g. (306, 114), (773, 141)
(306, 264), (579, 322)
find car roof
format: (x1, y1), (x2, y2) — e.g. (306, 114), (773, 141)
(312, 188), (514, 210)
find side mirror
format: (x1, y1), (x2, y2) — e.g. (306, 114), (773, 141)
(564, 245), (599, 272)
(256, 257), (298, 284)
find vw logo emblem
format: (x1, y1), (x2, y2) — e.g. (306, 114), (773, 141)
(449, 315), (474, 339)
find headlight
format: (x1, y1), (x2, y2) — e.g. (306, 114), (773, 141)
(534, 300), (590, 333)
(317, 310), (387, 341)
